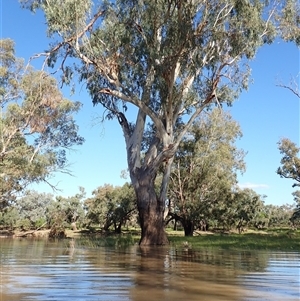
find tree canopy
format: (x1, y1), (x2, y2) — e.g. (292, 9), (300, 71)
(0, 39), (84, 208)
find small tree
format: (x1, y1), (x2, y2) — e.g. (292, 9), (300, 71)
(112, 183), (137, 233)
(84, 184), (116, 231)
(84, 183), (137, 233)
(231, 188), (263, 233)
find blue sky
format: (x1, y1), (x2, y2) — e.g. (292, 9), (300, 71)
(1, 1), (299, 205)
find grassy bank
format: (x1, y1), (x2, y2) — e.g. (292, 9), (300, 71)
(4, 228), (299, 251)
(70, 228), (300, 251)
(167, 231), (300, 251)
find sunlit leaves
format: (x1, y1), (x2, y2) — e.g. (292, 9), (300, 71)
(21, 0), (93, 38)
(84, 183), (137, 232)
(278, 0), (300, 45)
(168, 109), (246, 232)
(277, 138), (300, 187)
(0, 39), (84, 208)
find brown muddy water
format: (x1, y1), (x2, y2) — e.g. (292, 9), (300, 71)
(0, 238), (299, 301)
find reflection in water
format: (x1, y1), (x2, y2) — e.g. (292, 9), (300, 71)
(0, 238), (299, 301)
(239, 254), (300, 301)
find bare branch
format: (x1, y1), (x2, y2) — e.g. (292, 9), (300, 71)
(276, 83), (300, 98)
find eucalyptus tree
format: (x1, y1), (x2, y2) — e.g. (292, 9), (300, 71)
(168, 109), (245, 235)
(112, 182), (137, 233)
(16, 190), (54, 229)
(225, 188), (263, 232)
(21, 0), (299, 245)
(84, 184), (116, 230)
(0, 39), (84, 209)
(276, 58), (300, 225)
(84, 183), (137, 232)
(46, 187), (86, 236)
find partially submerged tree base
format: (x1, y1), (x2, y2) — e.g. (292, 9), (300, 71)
(135, 172), (169, 245)
(139, 219), (169, 246)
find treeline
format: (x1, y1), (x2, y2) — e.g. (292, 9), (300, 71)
(0, 184), (298, 237)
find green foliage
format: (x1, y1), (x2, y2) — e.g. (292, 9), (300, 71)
(0, 39), (84, 208)
(290, 190), (300, 224)
(168, 109), (246, 235)
(276, 138), (300, 226)
(168, 231), (300, 251)
(212, 188), (264, 231)
(278, 0), (300, 45)
(277, 138), (300, 187)
(16, 218), (32, 231)
(260, 203), (294, 228)
(0, 206), (20, 230)
(47, 187), (86, 232)
(15, 190), (54, 228)
(84, 183), (137, 232)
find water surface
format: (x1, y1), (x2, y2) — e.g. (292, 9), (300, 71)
(0, 238), (299, 301)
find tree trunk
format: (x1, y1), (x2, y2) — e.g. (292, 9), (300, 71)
(173, 220), (177, 231)
(135, 173), (169, 246)
(115, 222), (122, 234)
(182, 220), (194, 236)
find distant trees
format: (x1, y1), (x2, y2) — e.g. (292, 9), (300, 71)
(0, 185), (295, 233)
(0, 189), (86, 235)
(0, 207), (19, 230)
(212, 188), (264, 233)
(0, 39), (84, 209)
(16, 190), (53, 230)
(84, 183), (137, 233)
(47, 188), (86, 237)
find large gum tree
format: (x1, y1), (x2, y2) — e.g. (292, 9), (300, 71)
(21, 0), (299, 245)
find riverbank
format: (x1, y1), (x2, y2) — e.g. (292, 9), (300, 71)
(168, 231), (300, 251)
(2, 227), (299, 251)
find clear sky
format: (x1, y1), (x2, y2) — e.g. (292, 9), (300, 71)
(1, 1), (299, 205)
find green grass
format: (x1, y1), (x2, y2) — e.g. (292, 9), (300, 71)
(168, 231), (300, 251)
(70, 228), (300, 251)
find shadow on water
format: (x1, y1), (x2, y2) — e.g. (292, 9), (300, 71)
(0, 238), (299, 301)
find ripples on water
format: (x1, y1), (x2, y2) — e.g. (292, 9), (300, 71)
(0, 238), (299, 301)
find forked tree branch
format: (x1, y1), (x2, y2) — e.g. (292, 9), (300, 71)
(276, 83), (300, 98)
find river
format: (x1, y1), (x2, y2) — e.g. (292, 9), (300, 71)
(0, 238), (299, 301)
